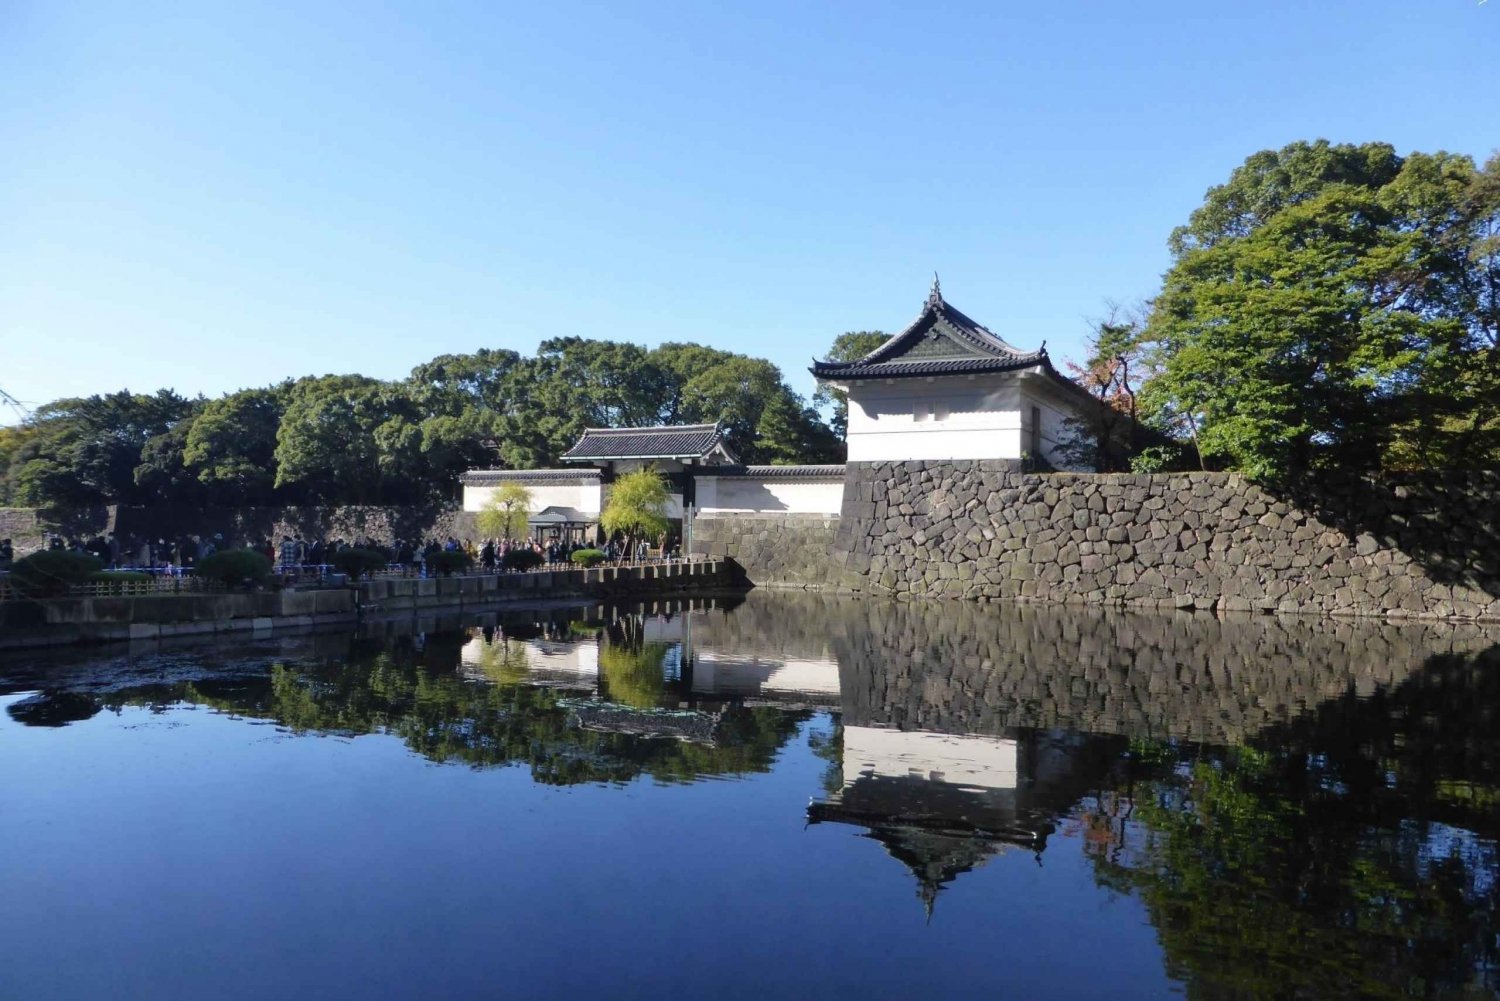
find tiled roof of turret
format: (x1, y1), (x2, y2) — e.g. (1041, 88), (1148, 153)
(810, 277), (1050, 381)
(561, 423), (734, 462)
(461, 468), (601, 484)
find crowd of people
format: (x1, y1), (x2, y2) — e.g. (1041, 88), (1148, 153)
(0, 530), (675, 577)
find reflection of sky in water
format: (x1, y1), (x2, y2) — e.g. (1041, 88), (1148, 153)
(1, 589), (1497, 1000)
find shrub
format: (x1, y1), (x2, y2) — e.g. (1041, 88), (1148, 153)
(91, 571), (153, 582)
(570, 549), (606, 568)
(501, 548), (544, 572)
(195, 549), (273, 588)
(8, 551), (104, 597)
(330, 547), (388, 581)
(426, 549), (471, 576)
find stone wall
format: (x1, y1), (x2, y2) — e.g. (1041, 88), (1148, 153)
(0, 506), (112, 554)
(690, 513), (840, 589)
(2, 504), (477, 554)
(832, 462), (1500, 622)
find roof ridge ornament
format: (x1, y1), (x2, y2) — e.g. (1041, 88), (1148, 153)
(928, 272), (942, 304)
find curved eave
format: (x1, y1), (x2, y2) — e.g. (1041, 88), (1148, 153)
(561, 453), (717, 462)
(810, 355), (1047, 381)
(700, 464), (847, 478)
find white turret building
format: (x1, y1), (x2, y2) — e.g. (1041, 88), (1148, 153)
(811, 279), (1097, 468)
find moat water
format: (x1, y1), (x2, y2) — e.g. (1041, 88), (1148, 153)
(2, 592), (1497, 1000)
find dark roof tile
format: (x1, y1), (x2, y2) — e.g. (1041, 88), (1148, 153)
(561, 423), (733, 462)
(811, 284), (1047, 380)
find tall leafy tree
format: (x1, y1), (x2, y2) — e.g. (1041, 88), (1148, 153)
(182, 387), (285, 502)
(273, 376), (425, 504)
(600, 469), (670, 556)
(5, 390), (196, 505)
(812, 330), (888, 439)
(1141, 141), (1500, 479)
(476, 482), (532, 541)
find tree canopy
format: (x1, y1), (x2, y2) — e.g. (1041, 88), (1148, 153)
(0, 337), (845, 509)
(476, 483), (532, 540)
(1139, 140), (1500, 480)
(599, 469), (671, 550)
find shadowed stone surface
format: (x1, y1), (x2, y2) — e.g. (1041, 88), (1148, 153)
(688, 591), (1500, 746)
(828, 463), (1500, 622)
(692, 513), (839, 589)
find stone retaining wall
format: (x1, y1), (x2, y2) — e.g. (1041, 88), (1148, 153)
(1, 504), (476, 556)
(832, 462), (1500, 622)
(690, 513), (840, 589)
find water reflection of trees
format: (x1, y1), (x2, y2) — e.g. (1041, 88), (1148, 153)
(723, 591), (1500, 997)
(1058, 649), (1500, 999)
(81, 633), (809, 786)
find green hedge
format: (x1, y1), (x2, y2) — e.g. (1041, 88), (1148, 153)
(427, 550), (472, 576)
(501, 548), (544, 572)
(8, 551), (105, 597)
(195, 549), (272, 587)
(331, 547), (388, 581)
(569, 549), (606, 568)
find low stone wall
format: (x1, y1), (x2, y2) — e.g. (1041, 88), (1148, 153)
(690, 514), (841, 589)
(1, 504), (477, 555)
(832, 462), (1500, 622)
(0, 588), (358, 649)
(0, 506), (113, 554)
(0, 562), (731, 649)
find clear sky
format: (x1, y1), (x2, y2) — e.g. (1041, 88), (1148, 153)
(2, 0), (1496, 423)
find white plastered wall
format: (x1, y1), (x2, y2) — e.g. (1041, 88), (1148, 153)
(695, 476), (844, 515)
(462, 478), (604, 515)
(844, 372), (1026, 462)
(1017, 375), (1091, 471)
(842, 369), (1095, 467)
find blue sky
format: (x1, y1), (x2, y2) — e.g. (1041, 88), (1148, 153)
(2, 0), (1496, 422)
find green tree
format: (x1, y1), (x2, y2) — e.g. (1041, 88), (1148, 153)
(1057, 316), (1146, 472)
(273, 376), (425, 503)
(4, 390), (196, 506)
(600, 468), (670, 558)
(1141, 141), (1500, 480)
(476, 482), (532, 541)
(134, 413), (206, 503)
(812, 331), (887, 439)
(182, 387), (284, 502)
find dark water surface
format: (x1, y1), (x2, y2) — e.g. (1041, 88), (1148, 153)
(2, 593), (1498, 1000)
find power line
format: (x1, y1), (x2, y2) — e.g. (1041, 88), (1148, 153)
(0, 387), (33, 423)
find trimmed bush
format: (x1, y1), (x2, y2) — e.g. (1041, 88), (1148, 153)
(501, 548), (544, 572)
(426, 550), (472, 576)
(9, 551), (104, 597)
(195, 549), (273, 588)
(331, 547), (388, 581)
(570, 549), (606, 568)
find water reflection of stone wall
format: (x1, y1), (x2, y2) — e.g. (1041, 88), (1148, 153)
(697, 592), (1499, 746)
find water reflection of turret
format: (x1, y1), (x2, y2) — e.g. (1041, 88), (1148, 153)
(808, 723), (1109, 918)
